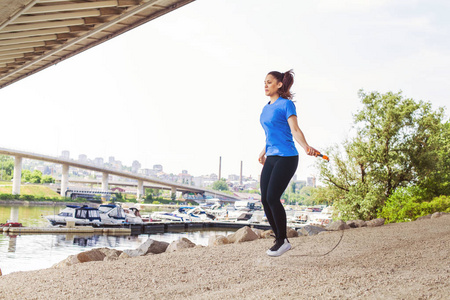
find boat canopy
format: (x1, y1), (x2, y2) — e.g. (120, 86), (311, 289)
(75, 207), (101, 221)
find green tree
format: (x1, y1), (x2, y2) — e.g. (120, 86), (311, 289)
(212, 179), (229, 191)
(30, 170), (43, 183)
(21, 169), (32, 182)
(41, 175), (55, 183)
(0, 155), (14, 181)
(317, 90), (448, 220)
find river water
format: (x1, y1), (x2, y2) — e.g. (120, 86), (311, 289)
(0, 204), (236, 275)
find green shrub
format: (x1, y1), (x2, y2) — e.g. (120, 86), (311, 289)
(379, 187), (450, 223)
(20, 194), (35, 201)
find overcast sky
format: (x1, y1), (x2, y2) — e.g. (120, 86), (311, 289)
(0, 0), (448, 181)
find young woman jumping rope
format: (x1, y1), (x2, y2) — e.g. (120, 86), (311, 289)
(259, 69), (319, 257)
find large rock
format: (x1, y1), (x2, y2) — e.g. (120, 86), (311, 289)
(261, 230), (274, 239)
(431, 212), (443, 219)
(52, 254), (81, 268)
(287, 227), (299, 238)
(416, 214), (432, 221)
(123, 239), (169, 257)
(346, 220), (367, 228)
(118, 252), (131, 259)
(299, 225), (327, 236)
(77, 249), (106, 263)
(98, 248), (123, 261)
(251, 228), (264, 238)
(138, 239), (169, 255)
(208, 235), (229, 247)
(366, 218), (385, 227)
(122, 248), (142, 258)
(166, 238), (196, 252)
(326, 220), (351, 231)
(227, 226), (259, 243)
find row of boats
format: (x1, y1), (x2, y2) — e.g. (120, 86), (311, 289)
(44, 202), (261, 226)
(44, 202), (333, 227)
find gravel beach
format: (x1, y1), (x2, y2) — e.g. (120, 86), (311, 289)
(0, 215), (449, 299)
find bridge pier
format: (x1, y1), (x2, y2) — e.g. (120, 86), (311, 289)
(102, 172), (109, 202)
(171, 186), (176, 200)
(61, 164), (69, 197)
(137, 180), (144, 200)
(12, 156), (22, 195)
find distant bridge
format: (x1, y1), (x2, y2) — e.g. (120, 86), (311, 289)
(0, 147), (240, 201)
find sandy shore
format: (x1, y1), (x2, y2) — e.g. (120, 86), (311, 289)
(1, 215), (449, 299)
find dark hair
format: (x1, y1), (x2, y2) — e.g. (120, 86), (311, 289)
(268, 69), (295, 100)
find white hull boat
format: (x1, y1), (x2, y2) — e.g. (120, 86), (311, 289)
(45, 205), (101, 226)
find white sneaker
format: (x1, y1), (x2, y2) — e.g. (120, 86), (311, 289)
(266, 239), (291, 257)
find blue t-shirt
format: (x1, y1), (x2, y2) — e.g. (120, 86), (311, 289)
(260, 97), (299, 156)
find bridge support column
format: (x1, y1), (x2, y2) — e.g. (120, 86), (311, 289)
(10, 206), (19, 222)
(61, 164), (69, 197)
(101, 172), (109, 202)
(12, 156), (22, 195)
(102, 172), (109, 191)
(171, 186), (177, 200)
(137, 180), (144, 200)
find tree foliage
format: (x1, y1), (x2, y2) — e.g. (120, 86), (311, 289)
(317, 90), (449, 220)
(212, 179), (229, 191)
(0, 155), (14, 181)
(379, 188), (450, 223)
(21, 169), (55, 184)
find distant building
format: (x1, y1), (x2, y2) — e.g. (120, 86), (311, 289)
(61, 150), (70, 159)
(131, 160), (141, 173)
(78, 154), (87, 163)
(108, 156), (115, 164)
(153, 164), (163, 172)
(307, 176), (316, 187)
(178, 170), (192, 185)
(94, 157), (104, 166)
(138, 168), (156, 177)
(113, 160), (122, 170)
(228, 174), (240, 181)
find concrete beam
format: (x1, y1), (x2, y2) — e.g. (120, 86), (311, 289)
(61, 164), (69, 197)
(12, 156), (22, 195)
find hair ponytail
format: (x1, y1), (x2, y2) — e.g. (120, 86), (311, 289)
(268, 69), (295, 100)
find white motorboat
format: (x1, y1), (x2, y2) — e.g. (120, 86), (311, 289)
(151, 206), (215, 222)
(213, 206), (254, 222)
(98, 204), (143, 225)
(45, 205), (101, 226)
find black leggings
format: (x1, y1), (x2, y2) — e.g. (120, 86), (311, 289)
(260, 155), (298, 240)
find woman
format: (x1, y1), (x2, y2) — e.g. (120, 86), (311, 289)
(259, 69), (319, 257)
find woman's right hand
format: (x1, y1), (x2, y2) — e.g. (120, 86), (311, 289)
(305, 145), (320, 157)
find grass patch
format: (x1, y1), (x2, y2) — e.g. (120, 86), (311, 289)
(0, 185), (60, 198)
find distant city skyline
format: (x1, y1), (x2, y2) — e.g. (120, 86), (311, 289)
(56, 149), (248, 179)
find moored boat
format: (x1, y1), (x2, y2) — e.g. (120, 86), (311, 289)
(45, 205), (101, 226)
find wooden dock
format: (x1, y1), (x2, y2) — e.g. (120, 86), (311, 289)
(1, 221), (272, 236)
(2, 226), (131, 235)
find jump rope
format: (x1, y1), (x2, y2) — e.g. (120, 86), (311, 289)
(289, 152), (345, 257)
